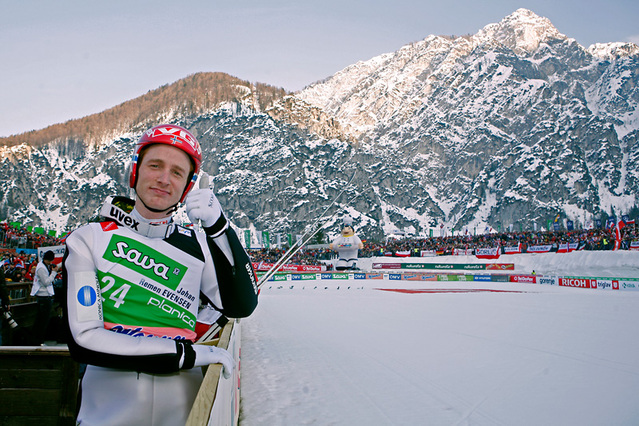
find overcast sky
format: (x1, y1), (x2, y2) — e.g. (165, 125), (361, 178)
(1, 0), (638, 137)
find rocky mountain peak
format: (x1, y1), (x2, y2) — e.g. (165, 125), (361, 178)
(475, 8), (566, 54)
(587, 42), (639, 60)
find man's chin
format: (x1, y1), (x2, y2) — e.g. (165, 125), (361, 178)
(135, 197), (178, 217)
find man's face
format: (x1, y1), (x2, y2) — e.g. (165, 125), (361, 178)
(134, 144), (192, 219)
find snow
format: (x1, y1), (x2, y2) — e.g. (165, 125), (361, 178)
(240, 251), (639, 425)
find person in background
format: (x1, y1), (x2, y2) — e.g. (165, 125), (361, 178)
(0, 268), (11, 345)
(63, 124), (258, 425)
(30, 250), (59, 345)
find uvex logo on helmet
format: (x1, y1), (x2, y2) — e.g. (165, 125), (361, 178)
(145, 126), (202, 157)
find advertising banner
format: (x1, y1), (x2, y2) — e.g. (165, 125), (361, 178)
(473, 275), (492, 282)
(252, 262), (325, 272)
(537, 276), (558, 286)
(332, 273), (349, 280)
(503, 244), (521, 254)
(619, 280), (639, 291)
(527, 245), (553, 253)
(453, 248), (473, 256)
(437, 274), (458, 281)
(486, 264), (515, 271)
(491, 274), (509, 282)
(289, 273), (317, 281)
(402, 273), (438, 281)
(456, 275), (474, 281)
(559, 277), (598, 289)
(372, 263), (401, 269)
(37, 245), (65, 264)
(475, 247), (500, 259)
(509, 275), (537, 284)
(365, 273), (384, 280)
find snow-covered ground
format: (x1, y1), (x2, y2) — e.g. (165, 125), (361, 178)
(240, 251), (639, 425)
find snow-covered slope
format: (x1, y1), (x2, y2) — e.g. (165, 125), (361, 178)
(0, 9), (637, 240)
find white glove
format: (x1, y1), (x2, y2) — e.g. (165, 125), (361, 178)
(193, 344), (234, 379)
(185, 188), (228, 234)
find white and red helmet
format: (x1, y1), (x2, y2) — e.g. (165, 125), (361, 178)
(129, 124), (202, 203)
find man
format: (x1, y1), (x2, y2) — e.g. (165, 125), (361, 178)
(30, 250), (60, 344)
(64, 124), (258, 425)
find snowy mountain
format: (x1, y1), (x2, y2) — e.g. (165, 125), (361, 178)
(0, 9), (637, 240)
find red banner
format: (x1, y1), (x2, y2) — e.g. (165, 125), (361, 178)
(475, 247), (500, 259)
(509, 274), (537, 284)
(252, 262), (326, 272)
(559, 278), (597, 289)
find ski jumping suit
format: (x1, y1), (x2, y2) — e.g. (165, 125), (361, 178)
(64, 197), (258, 425)
(332, 234), (363, 270)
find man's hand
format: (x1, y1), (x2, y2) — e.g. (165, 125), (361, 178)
(192, 344), (234, 379)
(185, 188), (224, 228)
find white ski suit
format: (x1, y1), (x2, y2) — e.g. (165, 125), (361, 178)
(64, 197), (258, 425)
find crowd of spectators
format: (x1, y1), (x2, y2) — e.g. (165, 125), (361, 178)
(0, 222), (63, 250)
(363, 226), (638, 257)
(1, 220), (636, 271)
(247, 225), (638, 265)
(0, 222), (64, 283)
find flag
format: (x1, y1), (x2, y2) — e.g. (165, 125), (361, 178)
(614, 219), (624, 251)
(262, 230), (270, 249)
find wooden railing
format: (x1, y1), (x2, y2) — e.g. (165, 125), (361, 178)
(0, 346), (80, 425)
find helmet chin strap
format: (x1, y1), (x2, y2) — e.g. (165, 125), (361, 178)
(135, 190), (180, 216)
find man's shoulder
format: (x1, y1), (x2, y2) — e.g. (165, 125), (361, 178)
(65, 221), (116, 243)
(164, 225), (205, 262)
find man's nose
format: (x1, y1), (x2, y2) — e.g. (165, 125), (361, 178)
(156, 168), (171, 184)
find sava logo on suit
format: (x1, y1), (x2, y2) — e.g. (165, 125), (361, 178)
(103, 235), (187, 288)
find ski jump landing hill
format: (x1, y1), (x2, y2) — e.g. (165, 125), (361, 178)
(185, 250), (639, 426)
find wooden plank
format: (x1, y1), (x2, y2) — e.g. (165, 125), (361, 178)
(185, 321), (234, 426)
(0, 369), (64, 388)
(0, 347), (80, 422)
(0, 389), (62, 416)
(0, 416), (73, 426)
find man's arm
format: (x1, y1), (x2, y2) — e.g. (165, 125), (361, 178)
(204, 226), (258, 318)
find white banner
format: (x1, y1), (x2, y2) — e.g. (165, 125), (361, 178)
(527, 245), (553, 253)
